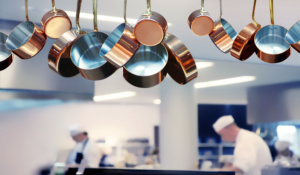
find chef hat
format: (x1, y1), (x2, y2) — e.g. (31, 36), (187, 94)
(275, 140), (291, 152)
(69, 124), (85, 137)
(213, 115), (235, 132)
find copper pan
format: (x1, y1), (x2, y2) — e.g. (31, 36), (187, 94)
(209, 0), (237, 53)
(6, 0), (47, 59)
(134, 0), (168, 46)
(254, 0), (291, 63)
(41, 0), (72, 39)
(70, 0), (117, 80)
(188, 0), (214, 36)
(0, 32), (13, 71)
(48, 0), (85, 77)
(231, 0), (261, 61)
(286, 20), (300, 52)
(162, 33), (198, 85)
(100, 0), (140, 68)
(123, 44), (168, 88)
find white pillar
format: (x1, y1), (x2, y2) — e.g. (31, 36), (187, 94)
(159, 77), (198, 170)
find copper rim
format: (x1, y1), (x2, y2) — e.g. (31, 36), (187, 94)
(6, 21), (47, 59)
(162, 33), (198, 85)
(231, 23), (261, 61)
(41, 9), (72, 39)
(0, 32), (13, 71)
(48, 30), (83, 77)
(255, 47), (291, 63)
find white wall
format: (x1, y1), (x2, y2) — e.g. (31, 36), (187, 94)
(0, 102), (159, 175)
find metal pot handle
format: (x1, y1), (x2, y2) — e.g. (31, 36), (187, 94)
(252, 0), (260, 27)
(51, 0), (58, 13)
(93, 0), (98, 31)
(25, 0), (29, 21)
(216, 0), (222, 22)
(75, 0), (85, 34)
(124, 0), (134, 29)
(200, 0), (206, 13)
(269, 0), (274, 25)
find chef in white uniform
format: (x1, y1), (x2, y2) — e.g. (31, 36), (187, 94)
(213, 115), (272, 175)
(66, 125), (102, 168)
(274, 140), (300, 166)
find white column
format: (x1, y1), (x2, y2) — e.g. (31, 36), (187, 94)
(159, 77), (198, 170)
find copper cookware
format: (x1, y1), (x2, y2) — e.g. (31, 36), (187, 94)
(231, 0), (261, 61)
(48, 0), (85, 77)
(162, 33), (198, 85)
(70, 0), (117, 80)
(6, 0), (47, 59)
(209, 0), (237, 53)
(134, 0), (168, 46)
(188, 0), (214, 36)
(286, 21), (300, 52)
(0, 32), (13, 71)
(123, 44), (168, 88)
(254, 0), (291, 63)
(41, 0), (72, 39)
(100, 0), (140, 68)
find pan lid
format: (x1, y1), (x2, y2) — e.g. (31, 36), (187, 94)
(163, 33), (198, 85)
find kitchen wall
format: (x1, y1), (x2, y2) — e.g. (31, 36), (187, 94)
(0, 102), (159, 175)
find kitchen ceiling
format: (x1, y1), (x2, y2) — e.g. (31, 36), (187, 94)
(1, 0), (300, 106)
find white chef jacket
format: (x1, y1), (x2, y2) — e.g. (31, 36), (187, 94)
(233, 129), (272, 175)
(66, 138), (102, 168)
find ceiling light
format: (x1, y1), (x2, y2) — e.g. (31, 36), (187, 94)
(194, 76), (256, 89)
(93, 91), (136, 102)
(153, 99), (161, 105)
(196, 62), (214, 69)
(66, 11), (172, 26)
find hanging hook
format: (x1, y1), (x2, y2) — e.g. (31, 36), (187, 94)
(51, 0), (58, 13)
(93, 0), (98, 31)
(200, 0), (205, 12)
(269, 0), (274, 25)
(252, 0), (260, 27)
(124, 0), (133, 28)
(75, 0), (83, 33)
(25, 0), (29, 21)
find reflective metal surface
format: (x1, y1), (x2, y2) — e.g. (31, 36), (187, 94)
(163, 33), (198, 84)
(6, 21), (47, 59)
(123, 44), (168, 88)
(188, 0), (214, 36)
(231, 0), (261, 61)
(0, 32), (13, 71)
(209, 18), (237, 53)
(254, 25), (291, 63)
(71, 32), (117, 80)
(134, 1), (168, 46)
(41, 9), (72, 39)
(286, 20), (300, 52)
(48, 30), (83, 77)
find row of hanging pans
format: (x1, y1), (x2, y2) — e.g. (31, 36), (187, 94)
(0, 0), (198, 88)
(189, 0), (299, 63)
(1, 0), (299, 87)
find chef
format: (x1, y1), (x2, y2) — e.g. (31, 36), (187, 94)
(213, 115), (272, 175)
(274, 140), (300, 166)
(66, 125), (102, 168)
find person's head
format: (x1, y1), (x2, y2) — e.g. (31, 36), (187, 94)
(69, 125), (88, 142)
(275, 140), (292, 157)
(213, 115), (240, 142)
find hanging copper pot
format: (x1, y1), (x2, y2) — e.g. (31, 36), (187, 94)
(162, 33), (198, 85)
(286, 20), (300, 52)
(48, 0), (85, 77)
(134, 0), (168, 46)
(6, 0), (47, 59)
(70, 0), (117, 80)
(254, 0), (291, 63)
(123, 44), (168, 88)
(209, 0), (237, 53)
(231, 0), (261, 61)
(0, 32), (13, 71)
(41, 0), (72, 39)
(100, 0), (140, 68)
(188, 0), (214, 36)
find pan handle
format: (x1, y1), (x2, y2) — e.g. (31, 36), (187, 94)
(93, 0), (98, 32)
(25, 0), (29, 21)
(216, 0), (222, 22)
(252, 0), (260, 27)
(75, 0), (84, 33)
(269, 0), (274, 25)
(143, 0), (153, 16)
(124, 0), (133, 28)
(51, 0), (58, 13)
